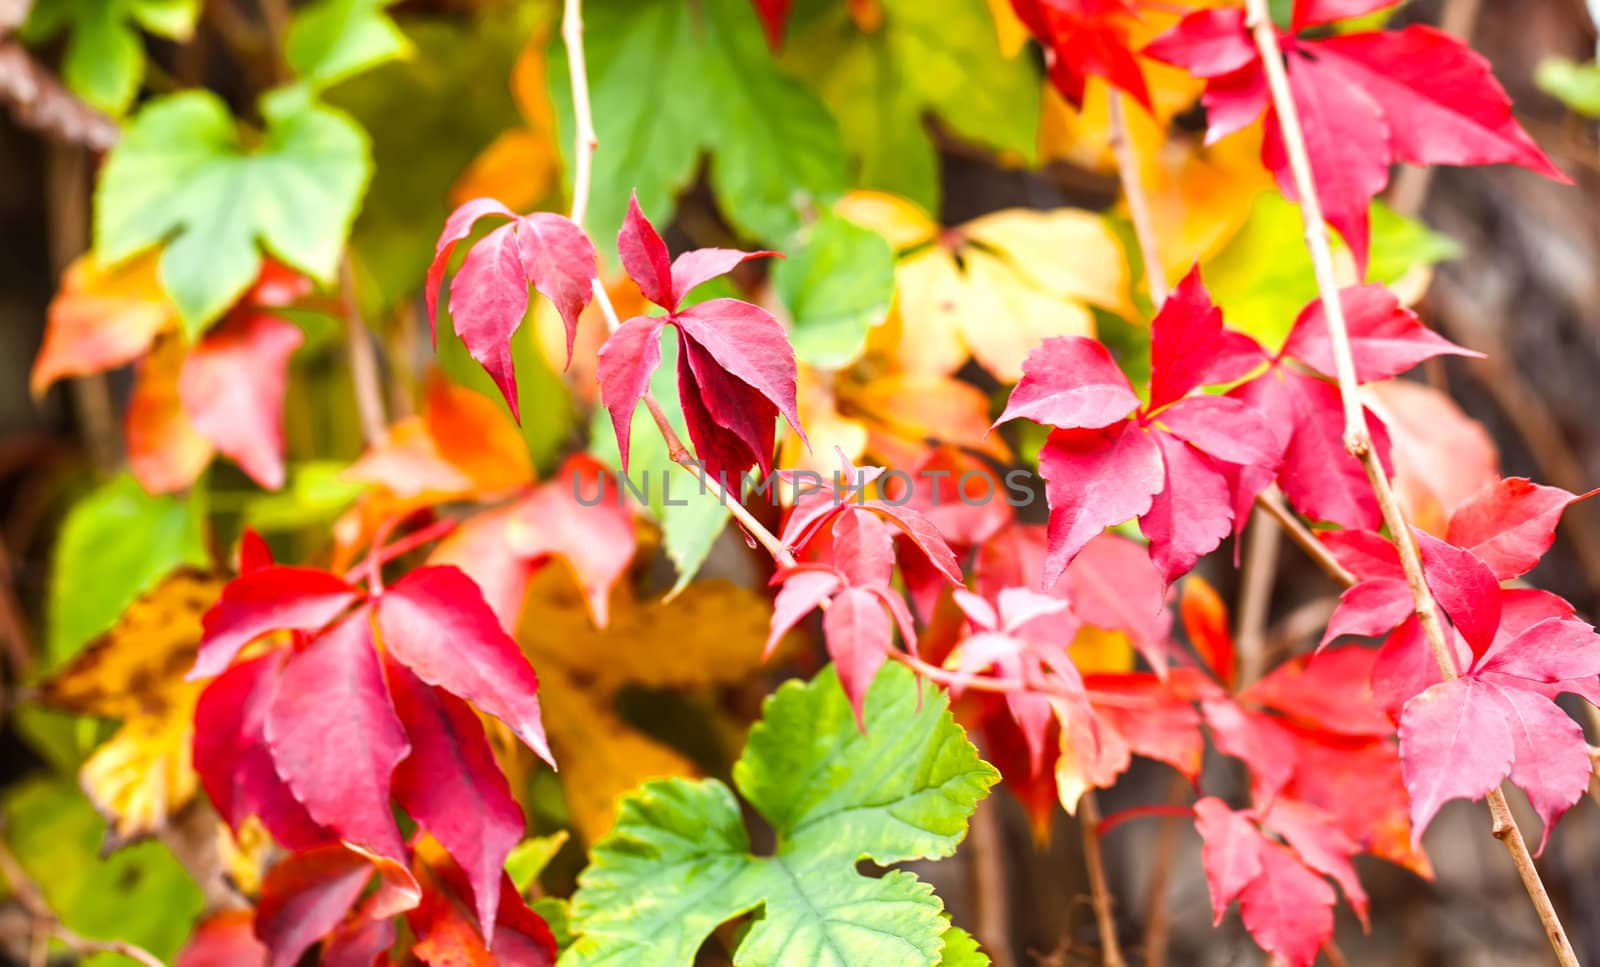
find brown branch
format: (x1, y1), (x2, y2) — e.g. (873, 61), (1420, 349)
(1077, 792), (1127, 967)
(1254, 488), (1355, 586)
(1246, 1), (1579, 961)
(0, 839), (167, 967)
(0, 43), (117, 150)
(339, 258), (388, 445)
(1108, 90), (1169, 305)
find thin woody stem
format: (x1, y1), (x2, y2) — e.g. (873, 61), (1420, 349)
(0, 840), (167, 967)
(1078, 792), (1128, 967)
(1107, 90), (1169, 305)
(559, 0), (795, 571)
(1245, 2), (1578, 962)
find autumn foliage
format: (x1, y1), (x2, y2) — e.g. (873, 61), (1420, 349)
(9, 0), (1600, 964)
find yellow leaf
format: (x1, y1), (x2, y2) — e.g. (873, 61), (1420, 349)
(1069, 626), (1136, 675)
(847, 192), (1129, 380)
(984, 0), (1030, 58)
(516, 564), (789, 841)
(36, 569), (225, 848)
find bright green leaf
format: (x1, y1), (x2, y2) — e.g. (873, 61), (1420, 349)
(47, 474), (208, 666)
(1203, 194), (1459, 349)
(552, 0), (848, 245)
(22, 0), (198, 116)
(238, 461), (364, 532)
(939, 924), (990, 965)
(563, 663), (999, 967)
(94, 90), (372, 336)
(776, 212), (896, 369)
(507, 830), (571, 892)
(286, 0), (411, 92)
(784, 0), (1040, 211)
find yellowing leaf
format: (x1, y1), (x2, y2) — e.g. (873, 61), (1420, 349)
(36, 569), (225, 848)
(517, 563), (786, 841)
(449, 32), (561, 210)
(31, 253), (179, 397)
(842, 190), (1129, 380)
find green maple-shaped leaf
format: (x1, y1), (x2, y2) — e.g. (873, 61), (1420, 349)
(551, 0), (848, 246)
(784, 0), (1040, 212)
(286, 0), (411, 93)
(22, 0), (199, 116)
(561, 663), (999, 966)
(94, 90), (372, 336)
(775, 210), (897, 370)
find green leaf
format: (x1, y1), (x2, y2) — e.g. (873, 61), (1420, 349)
(532, 897), (576, 956)
(238, 461), (364, 532)
(94, 90), (372, 336)
(587, 327), (730, 589)
(938, 924), (990, 965)
(286, 0), (411, 92)
(776, 212), (896, 369)
(23, 0), (198, 116)
(1203, 194), (1459, 349)
(47, 474), (208, 666)
(562, 663), (999, 967)
(507, 830), (571, 892)
(784, 0), (1040, 211)
(3, 776), (203, 964)
(1537, 57), (1600, 119)
(552, 0), (848, 245)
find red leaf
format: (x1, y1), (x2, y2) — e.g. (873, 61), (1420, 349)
(749, 0), (791, 50)
(1281, 285), (1480, 383)
(1399, 677), (1514, 842)
(1319, 576), (1412, 650)
(1011, 0), (1150, 107)
(1485, 683), (1590, 853)
(408, 840), (556, 967)
(1312, 27), (1566, 182)
(671, 246), (777, 303)
(1237, 841), (1336, 967)
(180, 311), (303, 490)
(428, 200), (597, 418)
(505, 453), (637, 627)
(1413, 529), (1501, 659)
(1204, 698), (1298, 803)
(1139, 433), (1234, 584)
(1259, 800), (1368, 926)
(825, 586), (895, 727)
(1154, 395), (1281, 470)
(194, 651), (328, 850)
(1038, 423), (1164, 586)
(1063, 534), (1174, 674)
(1246, 647), (1392, 738)
(321, 895), (397, 967)
(1292, 0), (1401, 31)
(618, 194), (675, 309)
(1192, 796), (1267, 924)
(1142, 8), (1254, 79)
(177, 911), (267, 967)
(766, 568), (842, 657)
(265, 611), (411, 867)
(1262, 48), (1390, 271)
(596, 315), (667, 474)
(192, 566), (361, 680)
(387, 659), (524, 946)
(1147, 266), (1265, 408)
(994, 337), (1139, 430)
(1475, 615), (1600, 687)
(255, 845), (375, 967)
(377, 565), (554, 766)
(1446, 477), (1595, 580)
(674, 299), (803, 466)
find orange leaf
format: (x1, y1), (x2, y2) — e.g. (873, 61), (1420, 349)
(126, 336), (213, 495)
(32, 253), (178, 397)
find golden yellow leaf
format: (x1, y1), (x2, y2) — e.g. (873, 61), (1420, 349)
(37, 569), (225, 848)
(516, 564), (788, 841)
(984, 0), (1030, 58)
(1069, 626), (1136, 675)
(844, 191), (1129, 381)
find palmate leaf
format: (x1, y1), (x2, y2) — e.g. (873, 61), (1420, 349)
(94, 90), (371, 336)
(562, 663), (999, 966)
(550, 0), (848, 245)
(21, 0), (199, 116)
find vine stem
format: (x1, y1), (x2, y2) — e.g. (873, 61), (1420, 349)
(1077, 792), (1127, 967)
(339, 257), (388, 445)
(1244, 2), (1578, 962)
(1108, 90), (1169, 305)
